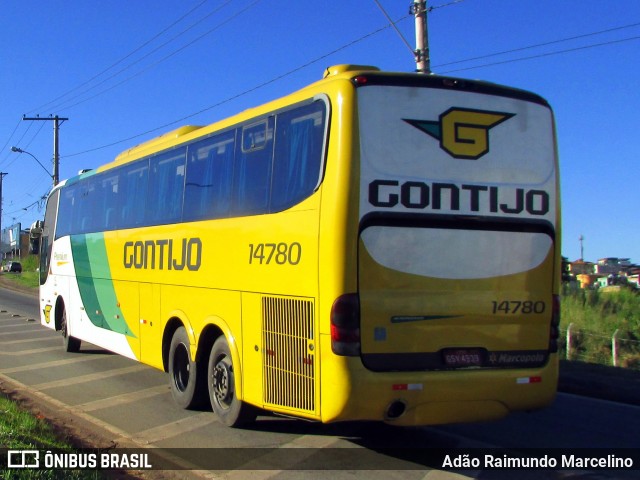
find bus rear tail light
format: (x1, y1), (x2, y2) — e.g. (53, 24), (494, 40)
(353, 76), (369, 87)
(331, 293), (360, 357)
(549, 294), (560, 353)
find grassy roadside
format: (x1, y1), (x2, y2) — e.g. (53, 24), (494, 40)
(0, 394), (104, 479)
(1, 255), (39, 292)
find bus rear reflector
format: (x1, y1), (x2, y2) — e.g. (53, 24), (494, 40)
(517, 376), (542, 384)
(331, 293), (360, 356)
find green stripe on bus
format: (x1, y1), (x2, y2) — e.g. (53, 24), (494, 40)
(71, 234), (136, 338)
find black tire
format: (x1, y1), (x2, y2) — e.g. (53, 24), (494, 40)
(208, 336), (258, 427)
(168, 326), (207, 409)
(61, 307), (81, 353)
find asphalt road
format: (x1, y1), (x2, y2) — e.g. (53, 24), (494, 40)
(0, 285), (638, 479)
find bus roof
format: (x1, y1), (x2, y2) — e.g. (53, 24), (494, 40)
(93, 64), (549, 174)
(113, 125), (203, 165)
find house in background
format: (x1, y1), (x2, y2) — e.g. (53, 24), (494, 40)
(595, 258), (631, 275)
(568, 259), (595, 276)
(568, 257), (638, 289)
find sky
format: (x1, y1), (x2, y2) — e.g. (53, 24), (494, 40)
(0, 0), (638, 263)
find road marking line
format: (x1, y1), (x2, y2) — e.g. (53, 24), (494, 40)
(133, 412), (217, 444)
(0, 329), (53, 337)
(0, 354), (108, 374)
(0, 323), (34, 330)
(0, 336), (58, 345)
(76, 385), (169, 412)
(33, 364), (148, 390)
(222, 434), (340, 480)
(0, 346), (60, 355)
(0, 328), (44, 336)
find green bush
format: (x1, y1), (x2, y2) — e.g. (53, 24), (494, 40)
(561, 286), (640, 368)
(20, 255), (40, 272)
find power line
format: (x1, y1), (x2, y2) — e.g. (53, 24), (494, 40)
(371, 0), (468, 68)
(2, 1), (266, 221)
(44, 0), (260, 113)
(0, 119), (23, 167)
(435, 21), (640, 69)
(0, 1), (217, 179)
(0, 120), (46, 171)
(64, 17), (636, 159)
(23, 120), (47, 149)
(439, 34), (640, 74)
(27, 0), (213, 114)
(428, 0), (467, 11)
(64, 14), (410, 159)
(11, 5), (640, 166)
(4, 196), (47, 218)
(0, 0), (249, 179)
(3, 122), (34, 164)
(372, 0), (414, 56)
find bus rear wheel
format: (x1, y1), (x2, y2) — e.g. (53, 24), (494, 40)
(60, 307), (81, 353)
(208, 336), (257, 427)
(168, 326), (207, 409)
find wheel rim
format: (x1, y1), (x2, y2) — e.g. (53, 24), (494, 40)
(212, 356), (233, 409)
(172, 343), (190, 393)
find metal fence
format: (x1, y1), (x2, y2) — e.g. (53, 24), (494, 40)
(561, 323), (640, 368)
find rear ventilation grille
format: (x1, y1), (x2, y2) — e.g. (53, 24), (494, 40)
(262, 296), (315, 413)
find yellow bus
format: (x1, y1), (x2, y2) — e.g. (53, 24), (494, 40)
(38, 65), (561, 427)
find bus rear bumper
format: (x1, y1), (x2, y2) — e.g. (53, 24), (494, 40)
(319, 338), (558, 426)
(383, 399), (510, 426)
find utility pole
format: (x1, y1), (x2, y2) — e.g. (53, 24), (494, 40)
(0, 172), (7, 259)
(410, 0), (431, 74)
(22, 115), (68, 185)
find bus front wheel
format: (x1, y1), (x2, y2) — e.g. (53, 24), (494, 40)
(208, 336), (257, 427)
(168, 326), (207, 409)
(60, 307), (81, 353)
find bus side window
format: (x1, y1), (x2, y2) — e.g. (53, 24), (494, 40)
(147, 148), (186, 225)
(119, 161), (149, 229)
(101, 174), (119, 231)
(271, 101), (326, 212)
(234, 118), (274, 216)
(76, 179), (97, 234)
(184, 130), (235, 221)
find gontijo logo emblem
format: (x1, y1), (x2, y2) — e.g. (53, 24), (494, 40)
(404, 108), (515, 160)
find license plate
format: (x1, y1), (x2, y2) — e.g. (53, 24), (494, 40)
(442, 348), (484, 367)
